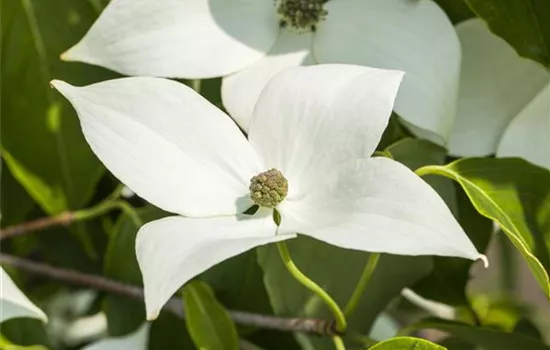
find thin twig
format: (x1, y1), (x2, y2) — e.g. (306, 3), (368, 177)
(0, 212), (76, 240)
(0, 254), (335, 336)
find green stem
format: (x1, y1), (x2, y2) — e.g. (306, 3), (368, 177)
(414, 165), (445, 178)
(332, 335), (346, 350)
(344, 253), (380, 317)
(74, 200), (142, 227)
(276, 241), (347, 332)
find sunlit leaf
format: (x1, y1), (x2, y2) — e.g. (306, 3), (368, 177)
(418, 158), (550, 298)
(183, 281), (239, 350)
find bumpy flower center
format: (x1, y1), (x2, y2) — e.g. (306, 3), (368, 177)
(277, 0), (327, 32)
(249, 169), (288, 208)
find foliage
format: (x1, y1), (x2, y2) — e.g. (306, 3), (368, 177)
(1, 0), (549, 349)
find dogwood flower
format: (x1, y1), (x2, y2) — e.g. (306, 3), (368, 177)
(51, 64), (485, 320)
(62, 0), (461, 144)
(448, 19), (550, 170)
(1, 267), (47, 322)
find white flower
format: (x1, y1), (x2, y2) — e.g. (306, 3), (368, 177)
(62, 0), (461, 144)
(82, 323), (149, 350)
(1, 267), (47, 323)
(448, 19), (550, 170)
(51, 64), (485, 320)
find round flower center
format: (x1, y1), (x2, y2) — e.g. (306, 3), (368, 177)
(277, 0), (327, 32)
(249, 169), (288, 208)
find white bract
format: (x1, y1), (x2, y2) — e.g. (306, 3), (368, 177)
(1, 267), (47, 323)
(449, 19), (550, 170)
(51, 64), (485, 320)
(62, 0), (461, 144)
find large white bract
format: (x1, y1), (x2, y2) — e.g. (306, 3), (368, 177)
(62, 0), (461, 144)
(51, 64), (485, 320)
(449, 19), (550, 170)
(0, 267), (47, 323)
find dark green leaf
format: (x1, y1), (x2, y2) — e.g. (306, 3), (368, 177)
(149, 312), (195, 350)
(1, 0), (115, 214)
(465, 0), (550, 67)
(433, 0), (475, 24)
(183, 281), (240, 350)
(420, 158), (550, 298)
(257, 236), (432, 349)
(369, 336), (446, 350)
(0, 319), (50, 348)
(404, 318), (550, 350)
(513, 318), (543, 340)
(103, 206), (165, 336)
(201, 250), (273, 316)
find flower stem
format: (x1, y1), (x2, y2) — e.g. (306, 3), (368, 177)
(276, 241), (347, 332)
(414, 165), (446, 178)
(344, 253), (380, 317)
(332, 335), (346, 350)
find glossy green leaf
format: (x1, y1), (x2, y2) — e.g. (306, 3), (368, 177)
(418, 158), (550, 298)
(258, 236), (432, 349)
(183, 281), (239, 350)
(369, 336), (446, 350)
(1, 0), (114, 214)
(404, 318), (550, 350)
(465, 0), (550, 67)
(386, 139), (492, 306)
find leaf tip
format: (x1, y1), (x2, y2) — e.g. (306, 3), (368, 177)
(478, 254), (489, 268)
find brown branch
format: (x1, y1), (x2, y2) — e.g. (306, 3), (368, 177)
(0, 254), (335, 336)
(1, 212), (76, 240)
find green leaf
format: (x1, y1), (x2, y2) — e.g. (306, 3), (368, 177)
(149, 312), (195, 350)
(183, 281), (240, 350)
(1, 0), (115, 214)
(257, 236), (432, 349)
(418, 158), (550, 299)
(403, 318), (550, 350)
(1, 160), (35, 227)
(0, 319), (50, 349)
(386, 138), (492, 306)
(201, 250), (273, 316)
(368, 336), (446, 350)
(0, 336), (49, 350)
(464, 0), (550, 67)
(433, 0), (475, 24)
(103, 206), (165, 336)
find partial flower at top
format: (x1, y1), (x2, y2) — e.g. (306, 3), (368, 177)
(0, 267), (47, 323)
(62, 0), (461, 144)
(448, 19), (550, 170)
(51, 64), (485, 320)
